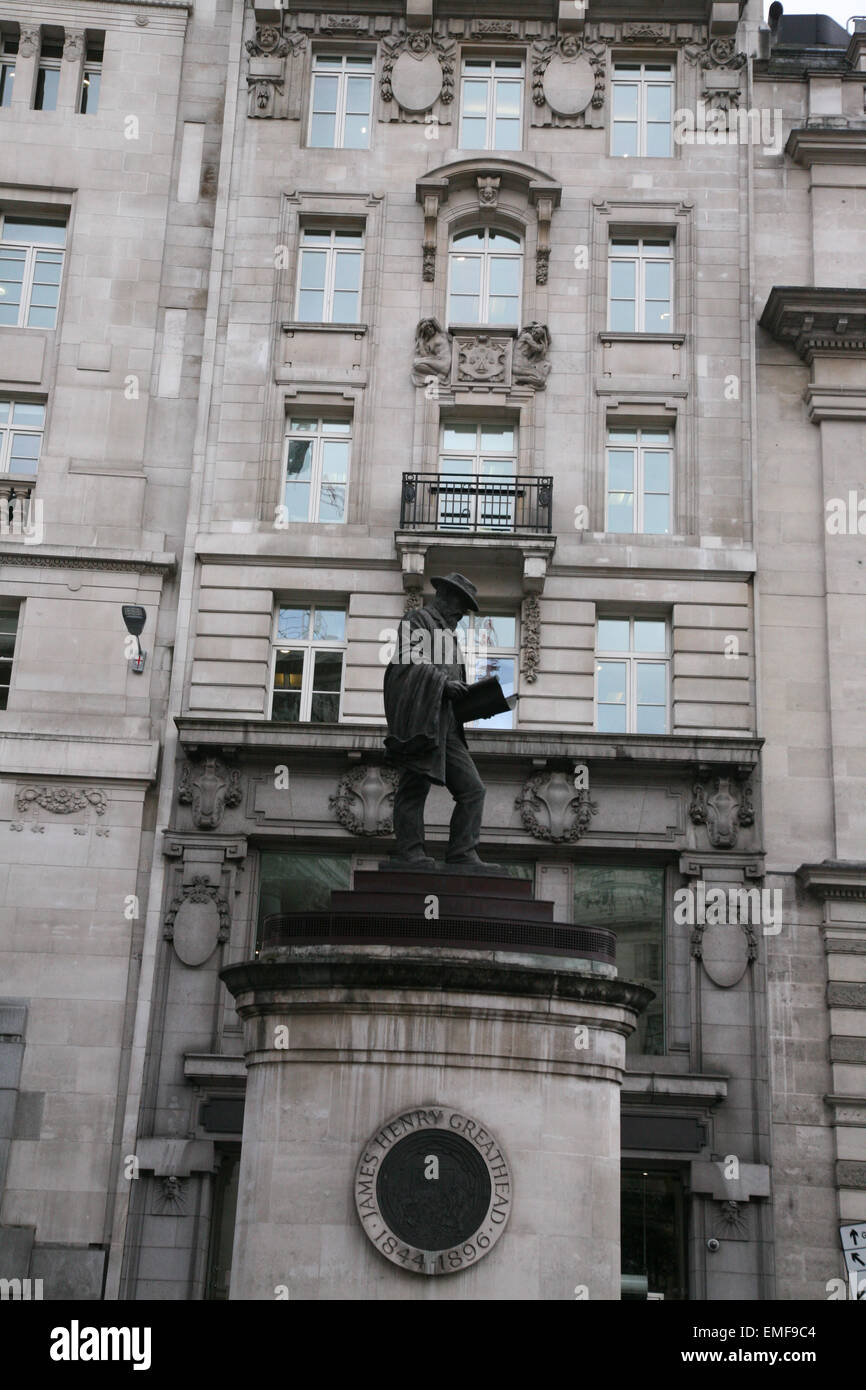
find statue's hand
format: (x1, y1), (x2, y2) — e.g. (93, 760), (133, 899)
(445, 681), (469, 700)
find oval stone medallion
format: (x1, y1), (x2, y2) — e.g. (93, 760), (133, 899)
(172, 895), (221, 967)
(543, 54), (595, 116)
(391, 50), (443, 113)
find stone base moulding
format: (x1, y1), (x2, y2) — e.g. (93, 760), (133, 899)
(221, 945), (651, 1300)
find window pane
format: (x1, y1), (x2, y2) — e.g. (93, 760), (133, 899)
(643, 493), (670, 534)
(612, 123), (638, 157)
(277, 608), (311, 641)
(442, 425), (477, 450)
(636, 662), (666, 705)
(299, 250), (327, 289)
(607, 495), (634, 532)
(609, 260), (636, 301)
(283, 482), (311, 521)
(312, 648), (343, 692)
(346, 76), (371, 114)
(643, 451), (670, 492)
(646, 123), (672, 158)
(333, 252), (361, 291)
(644, 300), (671, 332)
(482, 615), (516, 647)
(80, 70), (100, 114)
(612, 83), (638, 119)
(300, 230), (333, 245)
(479, 427), (514, 452)
(608, 449), (634, 491)
(645, 260), (671, 303)
(272, 651), (304, 721)
(28, 282), (59, 308)
(33, 252), (63, 284)
(331, 290), (358, 321)
(322, 420), (351, 434)
(1, 65), (15, 108)
(574, 866), (665, 1055)
(310, 112), (337, 147)
(493, 119), (521, 151)
(489, 230), (521, 249)
(598, 619), (629, 651)
(334, 230), (364, 246)
(35, 66), (60, 110)
(449, 294), (480, 322)
(634, 621), (666, 653)
(460, 117), (487, 147)
(636, 703), (666, 734)
(462, 80), (488, 116)
(608, 428), (638, 445)
(488, 257), (520, 295)
(453, 229), (486, 248)
(494, 82), (521, 117)
(286, 439), (312, 480)
(597, 660), (626, 706)
(318, 482), (346, 522)
(449, 256), (481, 294)
(487, 294), (519, 325)
(3, 219), (66, 245)
(344, 114), (370, 149)
(0, 401), (9, 422)
(9, 433), (41, 472)
(297, 289), (324, 321)
(321, 440), (349, 482)
(646, 85), (671, 122)
(312, 74), (339, 113)
(26, 305), (57, 328)
(10, 402), (44, 426)
(597, 703), (627, 733)
(289, 418), (316, 433)
(312, 608), (346, 642)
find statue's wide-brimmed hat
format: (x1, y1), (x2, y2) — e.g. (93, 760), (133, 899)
(430, 572), (480, 613)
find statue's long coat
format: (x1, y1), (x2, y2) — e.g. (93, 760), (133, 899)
(383, 604), (467, 783)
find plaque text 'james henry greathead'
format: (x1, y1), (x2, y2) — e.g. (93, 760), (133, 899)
(354, 1106), (512, 1275)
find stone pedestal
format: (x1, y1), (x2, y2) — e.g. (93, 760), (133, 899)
(220, 871), (650, 1300)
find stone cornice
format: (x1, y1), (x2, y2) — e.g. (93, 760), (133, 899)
(759, 286), (866, 360)
(797, 860), (866, 900)
(176, 715), (762, 774)
(0, 545), (175, 575)
(787, 125), (866, 167)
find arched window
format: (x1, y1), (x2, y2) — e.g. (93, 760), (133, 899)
(447, 227), (522, 326)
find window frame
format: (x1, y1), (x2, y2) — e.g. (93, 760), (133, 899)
(607, 235), (674, 334)
(595, 615), (670, 735)
(282, 415), (352, 524)
(79, 38), (104, 115)
(610, 60), (675, 159)
(0, 32), (17, 107)
(0, 397), (46, 476)
(0, 213), (67, 330)
(294, 225), (365, 325)
(447, 226), (523, 328)
(307, 50), (374, 150)
(270, 602), (347, 724)
(605, 424), (673, 535)
(459, 54), (525, 151)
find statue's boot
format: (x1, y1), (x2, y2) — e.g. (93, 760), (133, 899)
(445, 849), (503, 871)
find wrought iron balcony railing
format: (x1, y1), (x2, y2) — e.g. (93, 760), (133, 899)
(400, 473), (553, 534)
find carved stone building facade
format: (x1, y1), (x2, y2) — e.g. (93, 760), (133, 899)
(0, 0), (864, 1301)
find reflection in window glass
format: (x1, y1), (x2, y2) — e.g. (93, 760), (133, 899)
(621, 1170), (687, 1300)
(573, 865), (665, 1053)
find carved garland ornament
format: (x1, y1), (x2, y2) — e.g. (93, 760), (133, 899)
(330, 765), (399, 836)
(520, 595), (541, 684)
(16, 785), (108, 816)
(515, 772), (598, 843)
(380, 30), (456, 116)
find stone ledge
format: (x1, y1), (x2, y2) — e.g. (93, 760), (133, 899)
(221, 945), (653, 1011)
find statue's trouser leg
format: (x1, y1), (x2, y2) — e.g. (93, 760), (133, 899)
(443, 727), (485, 859)
(393, 768), (432, 859)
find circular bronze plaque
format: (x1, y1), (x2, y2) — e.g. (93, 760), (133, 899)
(354, 1105), (511, 1275)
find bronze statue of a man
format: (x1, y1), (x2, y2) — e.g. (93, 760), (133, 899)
(383, 573), (486, 869)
